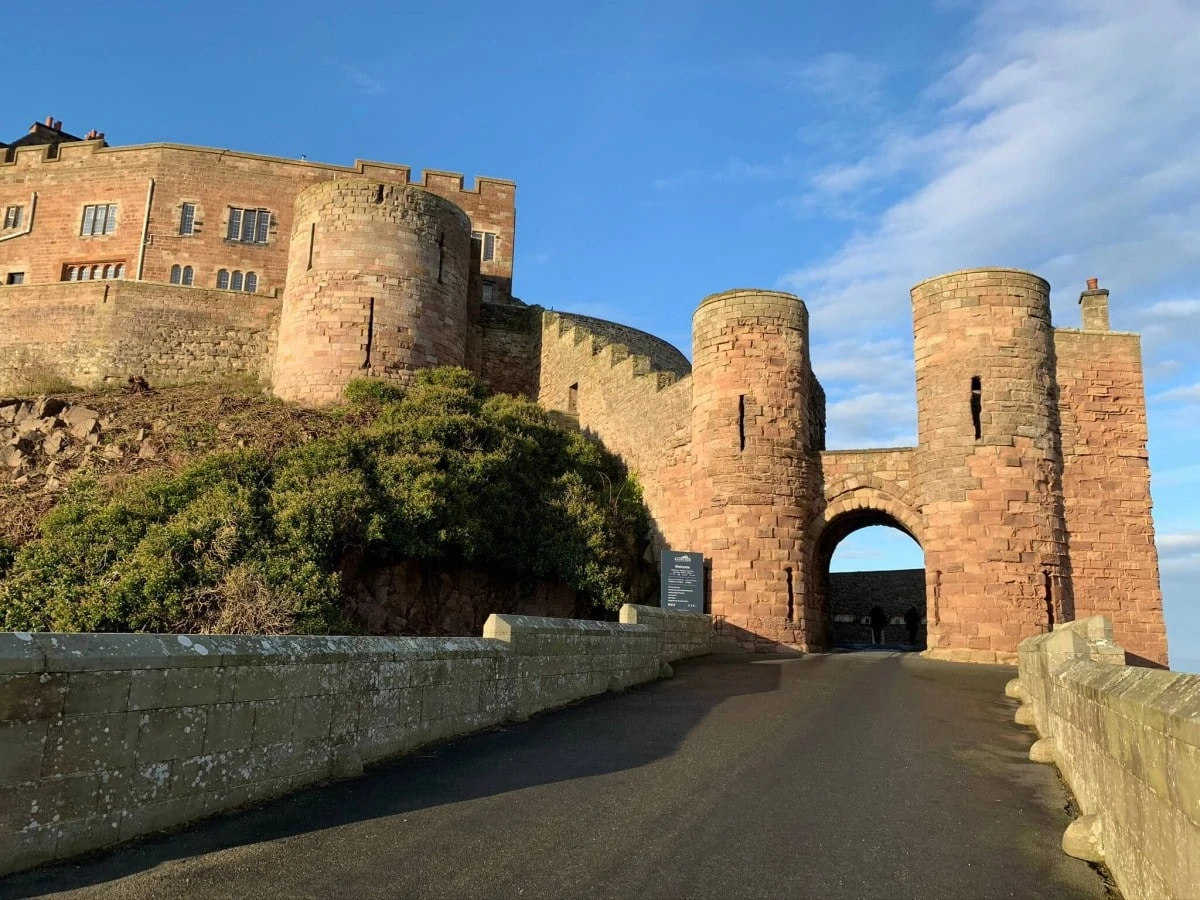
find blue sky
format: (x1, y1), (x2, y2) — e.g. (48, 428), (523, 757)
(6, 0), (1198, 669)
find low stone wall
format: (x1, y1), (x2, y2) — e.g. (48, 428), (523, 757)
(1010, 617), (1200, 899)
(0, 604), (712, 875)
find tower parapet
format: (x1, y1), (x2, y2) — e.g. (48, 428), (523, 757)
(912, 268), (1071, 662)
(272, 179), (473, 405)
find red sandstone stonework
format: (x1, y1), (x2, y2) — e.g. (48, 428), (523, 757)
(0, 124), (1169, 665)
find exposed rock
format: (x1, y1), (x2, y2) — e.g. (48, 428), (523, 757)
(42, 432), (67, 456)
(1062, 814), (1104, 863)
(138, 442), (159, 460)
(32, 397), (68, 419)
(1, 446), (24, 468)
(70, 418), (99, 440)
(64, 406), (100, 427)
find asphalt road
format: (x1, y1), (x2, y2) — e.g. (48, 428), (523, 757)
(3, 652), (1109, 900)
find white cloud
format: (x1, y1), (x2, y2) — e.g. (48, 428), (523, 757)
(1159, 531), (1200, 574)
(825, 391), (917, 449)
(780, 0), (1200, 340)
(349, 71), (387, 96)
(1155, 383), (1200, 403)
(793, 52), (887, 108)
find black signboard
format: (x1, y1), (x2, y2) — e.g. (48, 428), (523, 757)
(661, 551), (705, 613)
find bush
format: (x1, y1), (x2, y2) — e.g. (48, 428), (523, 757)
(0, 369), (650, 634)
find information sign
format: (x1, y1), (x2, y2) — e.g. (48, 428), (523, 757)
(660, 551), (705, 613)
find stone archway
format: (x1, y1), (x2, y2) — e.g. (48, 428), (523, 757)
(804, 485), (925, 650)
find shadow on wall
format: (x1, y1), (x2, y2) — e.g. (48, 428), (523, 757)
(3, 655), (780, 897)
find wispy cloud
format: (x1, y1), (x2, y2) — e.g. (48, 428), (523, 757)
(348, 70), (387, 96)
(793, 52), (887, 109)
(1155, 382), (1200, 403)
(780, 0), (1200, 340)
(825, 390), (917, 449)
(1159, 531), (1200, 573)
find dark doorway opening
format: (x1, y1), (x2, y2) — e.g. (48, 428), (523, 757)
(815, 511), (926, 652)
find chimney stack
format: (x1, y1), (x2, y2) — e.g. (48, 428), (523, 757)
(44, 115), (53, 127)
(1079, 277), (1110, 331)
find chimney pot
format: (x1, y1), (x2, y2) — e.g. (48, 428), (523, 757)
(1086, 277), (1099, 291)
(54, 120), (62, 131)
(45, 115), (53, 127)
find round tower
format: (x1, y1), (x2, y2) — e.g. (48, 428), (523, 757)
(690, 289), (818, 650)
(912, 268), (1070, 662)
(272, 179), (473, 405)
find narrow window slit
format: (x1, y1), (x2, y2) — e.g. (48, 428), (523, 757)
(375, 184), (385, 204)
(785, 567), (794, 623)
(567, 382), (578, 414)
(1044, 570), (1055, 630)
(363, 297), (375, 369)
(307, 223), (315, 270)
(970, 376), (982, 440)
(738, 394), (746, 451)
(437, 232), (445, 284)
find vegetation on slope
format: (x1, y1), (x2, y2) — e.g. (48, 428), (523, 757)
(0, 369), (649, 634)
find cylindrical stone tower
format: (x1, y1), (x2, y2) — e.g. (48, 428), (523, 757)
(912, 268), (1071, 663)
(690, 289), (818, 651)
(272, 179), (473, 404)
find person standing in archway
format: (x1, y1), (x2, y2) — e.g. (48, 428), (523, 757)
(869, 605), (888, 645)
(904, 605), (921, 646)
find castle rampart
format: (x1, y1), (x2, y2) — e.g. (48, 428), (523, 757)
(0, 119), (1169, 666)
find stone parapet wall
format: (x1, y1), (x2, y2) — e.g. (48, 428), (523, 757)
(0, 604), (712, 875)
(0, 281), (278, 392)
(1012, 617), (1199, 899)
(551, 312), (692, 379)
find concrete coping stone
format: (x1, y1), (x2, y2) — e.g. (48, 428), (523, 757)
(1058, 660), (1200, 746)
(483, 614), (651, 641)
(0, 632), (511, 675)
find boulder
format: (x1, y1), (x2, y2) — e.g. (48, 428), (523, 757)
(1, 445), (25, 468)
(64, 406), (100, 427)
(42, 432), (68, 456)
(32, 398), (68, 419)
(69, 417), (99, 439)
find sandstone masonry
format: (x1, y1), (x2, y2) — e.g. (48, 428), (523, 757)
(0, 119), (1169, 665)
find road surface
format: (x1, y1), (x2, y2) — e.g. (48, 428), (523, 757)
(2, 652), (1109, 900)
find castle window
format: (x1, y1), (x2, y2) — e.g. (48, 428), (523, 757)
(80, 266), (91, 281)
(63, 261), (125, 281)
(244, 272), (257, 293)
(217, 269), (230, 290)
(180, 203), (196, 235)
(115, 263), (124, 279)
(231, 271), (244, 292)
(103, 264), (114, 280)
(170, 264), (182, 284)
(227, 207), (271, 244)
(3, 206), (22, 229)
(481, 281), (494, 304)
(970, 376), (982, 441)
(65, 266), (77, 281)
(81, 203), (118, 236)
(472, 230), (497, 262)
(5, 272), (24, 285)
(182, 266), (193, 286)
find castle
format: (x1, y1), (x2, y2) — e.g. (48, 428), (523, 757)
(0, 118), (1168, 666)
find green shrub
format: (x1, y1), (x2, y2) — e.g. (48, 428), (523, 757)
(0, 368), (651, 634)
(342, 377), (407, 407)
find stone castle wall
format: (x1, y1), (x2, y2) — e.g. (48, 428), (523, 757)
(0, 281), (278, 390)
(0, 140), (514, 301)
(828, 569), (927, 646)
(1054, 328), (1167, 665)
(0, 606), (714, 876)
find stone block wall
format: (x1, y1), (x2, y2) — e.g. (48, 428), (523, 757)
(0, 605), (712, 875)
(0, 281), (279, 392)
(1012, 617), (1199, 899)
(0, 140), (514, 300)
(1055, 329), (1167, 666)
(827, 569), (926, 647)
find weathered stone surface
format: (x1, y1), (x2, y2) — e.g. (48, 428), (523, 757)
(1062, 814), (1104, 863)
(0, 605), (711, 876)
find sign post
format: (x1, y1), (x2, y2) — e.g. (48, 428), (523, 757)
(660, 550), (705, 614)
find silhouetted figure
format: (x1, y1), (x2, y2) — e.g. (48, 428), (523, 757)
(904, 605), (921, 646)
(869, 605), (887, 645)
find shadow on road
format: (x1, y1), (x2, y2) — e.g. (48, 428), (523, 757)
(3, 653), (781, 897)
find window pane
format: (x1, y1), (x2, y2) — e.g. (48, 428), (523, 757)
(217, 269), (229, 289)
(115, 263), (125, 279)
(104, 265), (114, 279)
(245, 272), (257, 293)
(93, 266), (101, 279)
(106, 204), (118, 234)
(170, 265), (181, 284)
(231, 271), (243, 291)
(183, 266), (193, 286)
(181, 203), (195, 235)
(82, 205), (96, 235)
(483, 233), (496, 262)
(241, 210), (256, 242)
(65, 267), (75, 281)
(14, 207), (21, 228)
(80, 266), (91, 280)
(481, 283), (494, 304)
(228, 208), (241, 240)
(471, 230), (482, 241)
(255, 210), (269, 243)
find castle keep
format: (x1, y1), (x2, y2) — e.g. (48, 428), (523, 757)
(0, 118), (1168, 666)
